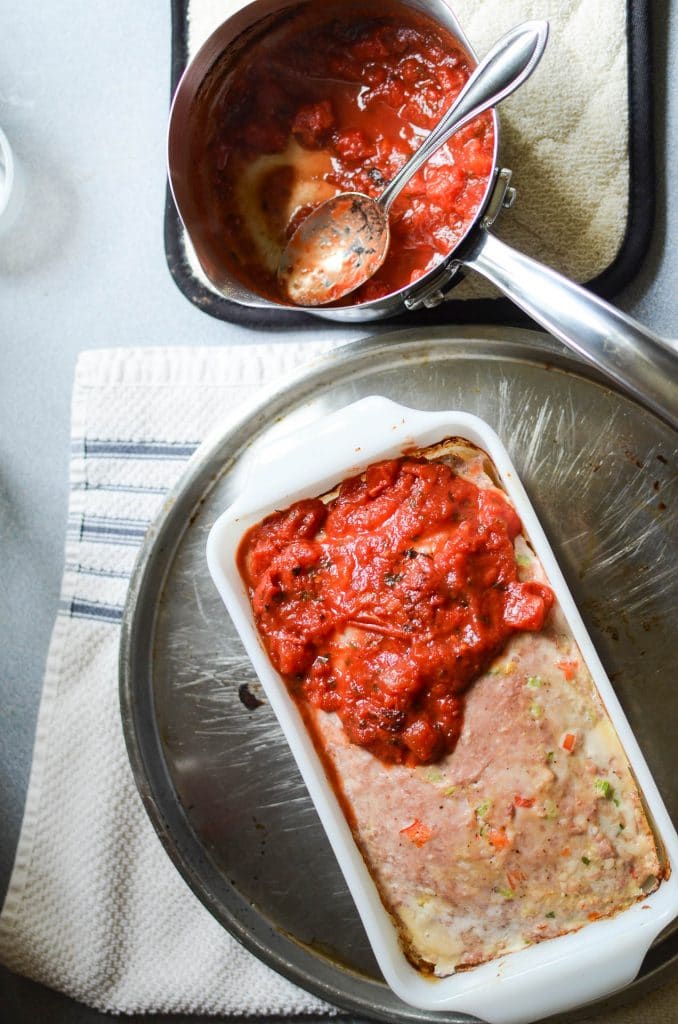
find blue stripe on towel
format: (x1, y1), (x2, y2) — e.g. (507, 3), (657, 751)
(67, 515), (151, 545)
(72, 482), (169, 494)
(63, 438), (197, 624)
(65, 563), (132, 580)
(71, 439), (199, 459)
(60, 598), (124, 623)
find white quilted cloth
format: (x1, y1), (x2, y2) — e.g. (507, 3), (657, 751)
(0, 344), (339, 1016)
(185, 0), (630, 300)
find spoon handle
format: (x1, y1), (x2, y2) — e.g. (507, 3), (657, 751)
(379, 20), (549, 214)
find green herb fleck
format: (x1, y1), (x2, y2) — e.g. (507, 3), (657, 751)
(384, 572), (403, 588)
(475, 800), (492, 819)
(527, 676), (543, 689)
(443, 786), (457, 797)
(544, 799), (558, 820)
(582, 856), (591, 865)
(546, 751), (555, 763)
(516, 553), (531, 568)
(425, 768), (443, 784)
(594, 778), (614, 800)
(529, 702), (543, 719)
(498, 887), (514, 900)
(545, 911), (556, 919)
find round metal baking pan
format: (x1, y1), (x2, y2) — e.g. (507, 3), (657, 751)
(120, 326), (677, 1023)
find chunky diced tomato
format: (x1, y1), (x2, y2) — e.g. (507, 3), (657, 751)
(463, 136), (495, 177)
(422, 163), (465, 205)
(399, 57), (425, 86)
(364, 63), (387, 87)
(332, 129), (374, 164)
(436, 64), (467, 95)
(292, 100), (335, 149)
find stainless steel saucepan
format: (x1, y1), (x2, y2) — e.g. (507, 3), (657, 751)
(167, 0), (678, 428)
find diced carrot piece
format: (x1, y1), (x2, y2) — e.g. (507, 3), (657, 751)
(560, 847), (571, 857)
(487, 828), (511, 850)
(561, 731), (577, 752)
(557, 659), (578, 680)
(399, 819), (433, 847)
(514, 795), (535, 808)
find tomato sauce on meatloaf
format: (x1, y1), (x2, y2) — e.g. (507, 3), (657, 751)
(239, 454), (553, 765)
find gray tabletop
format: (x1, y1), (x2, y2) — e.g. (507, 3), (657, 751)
(0, 3), (676, 1022)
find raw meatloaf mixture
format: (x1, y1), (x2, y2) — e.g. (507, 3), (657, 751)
(238, 439), (664, 974)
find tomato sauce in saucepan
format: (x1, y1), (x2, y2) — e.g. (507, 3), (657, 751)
(238, 458), (554, 765)
(188, 1), (495, 305)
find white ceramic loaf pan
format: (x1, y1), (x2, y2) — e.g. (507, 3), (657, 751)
(206, 396), (678, 1024)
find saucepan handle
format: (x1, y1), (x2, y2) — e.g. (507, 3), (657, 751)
(462, 229), (678, 430)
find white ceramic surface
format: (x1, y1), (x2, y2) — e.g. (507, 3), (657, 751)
(0, 127), (24, 238)
(206, 396), (678, 1024)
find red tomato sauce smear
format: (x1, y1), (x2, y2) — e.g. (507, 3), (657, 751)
(189, 0), (495, 305)
(237, 457), (554, 766)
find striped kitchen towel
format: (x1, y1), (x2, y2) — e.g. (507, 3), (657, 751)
(0, 343), (341, 1016)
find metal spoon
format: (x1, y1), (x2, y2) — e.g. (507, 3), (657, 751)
(278, 20), (549, 307)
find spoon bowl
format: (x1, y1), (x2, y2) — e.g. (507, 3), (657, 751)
(278, 19), (549, 307)
(279, 193), (389, 307)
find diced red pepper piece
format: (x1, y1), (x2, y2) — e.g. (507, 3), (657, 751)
(400, 818), (433, 847)
(514, 795), (535, 808)
(557, 659), (578, 680)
